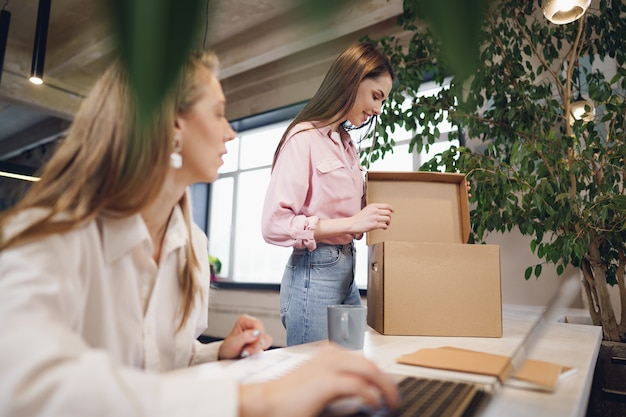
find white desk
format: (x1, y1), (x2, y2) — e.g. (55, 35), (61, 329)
(270, 304), (602, 417)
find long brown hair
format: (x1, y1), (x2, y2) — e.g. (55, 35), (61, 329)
(271, 42), (394, 169)
(0, 51), (218, 330)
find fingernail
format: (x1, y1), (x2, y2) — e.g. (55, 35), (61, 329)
(240, 350), (250, 359)
(252, 330), (261, 337)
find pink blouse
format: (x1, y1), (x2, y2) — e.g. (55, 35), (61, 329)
(262, 122), (365, 251)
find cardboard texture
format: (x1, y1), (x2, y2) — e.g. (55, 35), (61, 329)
(365, 171), (502, 337)
(367, 241), (502, 336)
(397, 346), (574, 392)
(366, 171), (470, 246)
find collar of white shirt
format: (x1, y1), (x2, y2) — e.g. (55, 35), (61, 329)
(99, 205), (187, 265)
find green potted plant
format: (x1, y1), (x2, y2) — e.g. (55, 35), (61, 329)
(367, 1), (625, 413)
(362, 0), (626, 341)
(209, 255), (222, 283)
(368, 0), (625, 341)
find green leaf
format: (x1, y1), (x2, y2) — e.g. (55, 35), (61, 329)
(613, 195), (626, 210)
(300, 0), (359, 22)
(555, 193), (570, 202)
(524, 266), (532, 280)
(111, 0), (206, 124)
(414, 0), (489, 82)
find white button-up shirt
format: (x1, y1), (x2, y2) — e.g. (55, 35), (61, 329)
(0, 206), (239, 416)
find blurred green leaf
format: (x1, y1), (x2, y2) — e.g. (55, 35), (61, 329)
(111, 0), (365, 124)
(298, 0), (358, 23)
(407, 0), (488, 82)
(110, 0), (206, 124)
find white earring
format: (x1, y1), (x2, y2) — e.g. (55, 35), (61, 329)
(170, 135), (183, 169)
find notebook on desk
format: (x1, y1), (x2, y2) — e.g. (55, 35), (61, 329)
(320, 273), (582, 417)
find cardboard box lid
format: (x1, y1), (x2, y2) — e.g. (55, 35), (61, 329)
(396, 346), (573, 392)
(365, 171), (470, 246)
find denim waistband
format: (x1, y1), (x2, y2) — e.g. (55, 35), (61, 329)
(293, 241), (354, 254)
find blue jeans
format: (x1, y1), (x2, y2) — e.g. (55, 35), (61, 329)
(280, 242), (362, 346)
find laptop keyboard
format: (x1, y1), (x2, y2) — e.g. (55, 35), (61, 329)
(391, 376), (487, 417)
(319, 376), (488, 417)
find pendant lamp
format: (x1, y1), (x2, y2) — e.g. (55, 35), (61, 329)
(543, 0), (591, 24)
(569, 96), (595, 124)
(569, 66), (595, 125)
(29, 0), (51, 85)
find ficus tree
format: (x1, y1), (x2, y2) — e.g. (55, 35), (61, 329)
(366, 0), (626, 341)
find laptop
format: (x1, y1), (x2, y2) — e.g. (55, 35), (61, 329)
(319, 273), (582, 417)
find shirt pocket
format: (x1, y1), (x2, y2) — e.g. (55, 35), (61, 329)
(315, 158), (355, 202)
(316, 158), (344, 174)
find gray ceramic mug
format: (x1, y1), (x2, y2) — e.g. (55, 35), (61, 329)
(327, 305), (367, 350)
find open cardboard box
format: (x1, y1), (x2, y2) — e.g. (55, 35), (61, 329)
(365, 171), (502, 337)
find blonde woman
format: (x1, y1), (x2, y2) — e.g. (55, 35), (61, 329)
(0, 51), (398, 417)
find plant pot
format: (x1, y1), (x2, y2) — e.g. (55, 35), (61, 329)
(586, 341), (626, 417)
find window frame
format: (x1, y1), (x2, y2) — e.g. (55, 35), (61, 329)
(204, 103), (304, 289)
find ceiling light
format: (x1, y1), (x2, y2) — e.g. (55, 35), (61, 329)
(29, 0), (51, 85)
(543, 0), (591, 24)
(0, 161), (40, 182)
(569, 62), (595, 125)
(0, 171), (40, 182)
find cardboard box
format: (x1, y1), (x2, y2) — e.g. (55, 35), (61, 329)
(365, 171), (502, 337)
(367, 240), (502, 336)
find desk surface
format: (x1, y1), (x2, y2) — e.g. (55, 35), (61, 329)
(278, 304), (602, 417)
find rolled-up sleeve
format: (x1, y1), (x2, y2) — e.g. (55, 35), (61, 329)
(261, 130), (320, 251)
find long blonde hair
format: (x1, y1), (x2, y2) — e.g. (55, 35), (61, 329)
(0, 51), (218, 330)
(272, 42), (394, 169)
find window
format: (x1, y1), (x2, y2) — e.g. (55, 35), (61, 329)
(210, 123), (295, 284)
(207, 80), (457, 287)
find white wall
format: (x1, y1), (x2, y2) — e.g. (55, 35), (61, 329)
(205, 287), (285, 346)
(484, 229), (583, 308)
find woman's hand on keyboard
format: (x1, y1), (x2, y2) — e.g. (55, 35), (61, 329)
(238, 343), (399, 417)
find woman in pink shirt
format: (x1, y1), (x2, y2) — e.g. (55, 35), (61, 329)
(262, 42), (395, 346)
